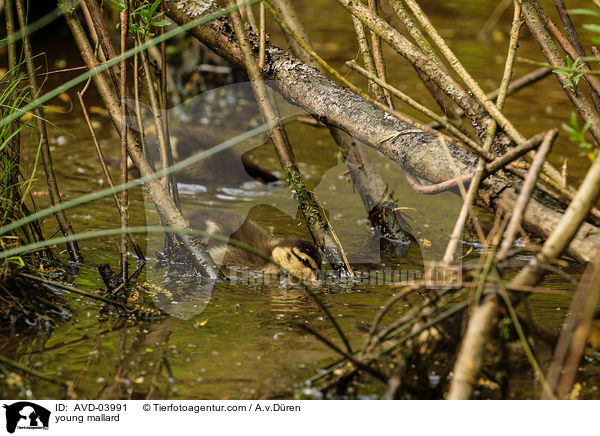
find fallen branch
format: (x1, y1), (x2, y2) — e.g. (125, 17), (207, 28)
(164, 0), (600, 264)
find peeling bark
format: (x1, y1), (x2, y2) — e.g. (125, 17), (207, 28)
(164, 0), (599, 263)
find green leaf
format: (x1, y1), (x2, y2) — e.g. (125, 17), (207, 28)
(564, 57), (572, 69)
(581, 119), (593, 135)
(570, 112), (579, 128)
(150, 0), (161, 16)
(152, 19), (171, 27)
(111, 0), (125, 12)
(140, 9), (152, 21)
(131, 5), (146, 15)
(583, 23), (600, 33)
(568, 8), (600, 18)
(562, 123), (576, 135)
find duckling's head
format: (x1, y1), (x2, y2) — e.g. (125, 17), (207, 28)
(271, 239), (321, 281)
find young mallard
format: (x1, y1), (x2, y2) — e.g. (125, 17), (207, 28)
(188, 209), (321, 280)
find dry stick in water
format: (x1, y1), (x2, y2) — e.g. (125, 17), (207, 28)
(268, 0), (310, 64)
(341, 0), (569, 201)
(4, 0), (21, 213)
(258, 2), (265, 70)
(266, 1), (430, 133)
(235, 0), (256, 28)
(64, 8), (221, 279)
(449, 124), (600, 399)
(266, 0), (465, 142)
(298, 323), (387, 383)
(426, 67), (553, 130)
(522, 1), (600, 199)
(399, 0), (525, 146)
(496, 130), (557, 261)
(443, 1), (523, 265)
(488, 67), (551, 101)
(4, 0), (16, 70)
(81, 11), (146, 266)
(77, 92), (141, 254)
(81, 2), (101, 57)
(333, 129), (413, 243)
(137, 34), (170, 190)
(335, 0), (486, 129)
(164, 1), (600, 262)
(120, 5), (129, 287)
(84, 0), (122, 94)
(226, 0), (353, 274)
(523, 1), (600, 151)
(15, 0), (82, 263)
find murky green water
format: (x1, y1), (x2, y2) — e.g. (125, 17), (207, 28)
(1, 0), (596, 399)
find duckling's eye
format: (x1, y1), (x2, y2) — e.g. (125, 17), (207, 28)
(292, 252), (312, 269)
(300, 258), (312, 268)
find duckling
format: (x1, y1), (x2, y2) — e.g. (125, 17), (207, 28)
(188, 209), (321, 280)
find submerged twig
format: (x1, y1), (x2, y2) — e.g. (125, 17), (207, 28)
(0, 354), (70, 387)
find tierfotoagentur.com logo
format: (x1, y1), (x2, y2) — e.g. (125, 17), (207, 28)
(3, 402), (50, 433)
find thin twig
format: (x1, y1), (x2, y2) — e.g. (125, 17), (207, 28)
(450, 108), (600, 398)
(403, 130), (552, 195)
(258, 2), (265, 70)
(18, 273), (132, 309)
(15, 0), (82, 263)
(352, 12), (387, 103)
(368, 0), (394, 107)
(298, 323), (387, 382)
(554, 259), (600, 399)
(0, 354), (70, 387)
(120, 2), (129, 289)
(497, 129), (556, 261)
(443, 1), (523, 265)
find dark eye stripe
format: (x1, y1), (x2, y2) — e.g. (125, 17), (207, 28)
(292, 251), (312, 268)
